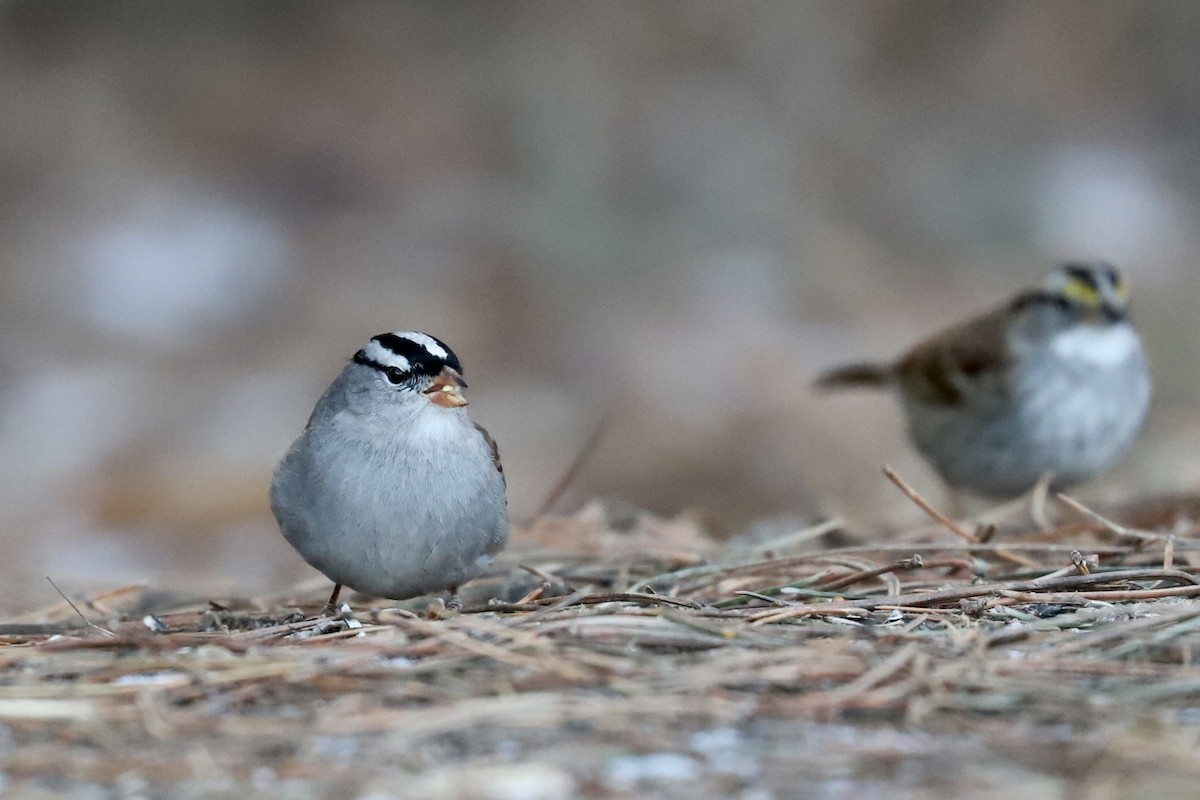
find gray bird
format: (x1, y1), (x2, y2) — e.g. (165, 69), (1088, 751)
(271, 331), (508, 611)
(817, 263), (1151, 498)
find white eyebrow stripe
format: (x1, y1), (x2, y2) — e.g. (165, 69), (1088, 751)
(396, 331), (448, 360)
(362, 340), (411, 371)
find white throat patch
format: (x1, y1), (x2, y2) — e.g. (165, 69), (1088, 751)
(1050, 324), (1140, 366)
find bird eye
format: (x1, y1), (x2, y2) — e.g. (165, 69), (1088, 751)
(384, 367), (405, 385)
(1052, 295), (1072, 311)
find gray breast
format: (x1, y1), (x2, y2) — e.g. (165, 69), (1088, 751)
(271, 413), (509, 600)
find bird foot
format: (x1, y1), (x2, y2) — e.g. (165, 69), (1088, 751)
(320, 583), (344, 618)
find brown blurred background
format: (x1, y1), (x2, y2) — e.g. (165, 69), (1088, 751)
(3, 1), (1200, 614)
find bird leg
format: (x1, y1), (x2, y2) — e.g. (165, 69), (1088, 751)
(322, 583), (343, 616)
(445, 586), (463, 612)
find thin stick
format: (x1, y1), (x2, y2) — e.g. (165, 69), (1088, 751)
(1056, 493), (1161, 541)
(749, 567), (1200, 624)
(505, 585), (595, 627)
(734, 590), (791, 607)
(993, 549), (1046, 570)
(999, 586), (1200, 603)
(797, 643), (919, 709)
(819, 556), (924, 592)
(882, 466), (979, 543)
(752, 517), (844, 556)
(536, 408), (615, 517)
(44, 577), (115, 637)
(1030, 472), (1054, 532)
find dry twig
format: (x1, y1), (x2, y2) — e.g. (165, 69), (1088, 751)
(883, 466), (979, 543)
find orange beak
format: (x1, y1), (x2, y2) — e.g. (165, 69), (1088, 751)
(424, 367), (468, 408)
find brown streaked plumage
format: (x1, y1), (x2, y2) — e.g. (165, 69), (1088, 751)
(816, 264), (1150, 498)
(818, 299), (1016, 406)
(894, 303), (1014, 406)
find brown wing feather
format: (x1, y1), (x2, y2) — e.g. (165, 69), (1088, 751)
(474, 422), (505, 486)
(895, 303), (1013, 406)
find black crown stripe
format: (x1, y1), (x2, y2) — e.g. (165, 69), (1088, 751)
(370, 332), (462, 375)
(1061, 263), (1101, 291)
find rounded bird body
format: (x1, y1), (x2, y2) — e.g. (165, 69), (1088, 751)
(901, 310), (1149, 497)
(818, 264), (1151, 499)
(271, 332), (508, 603)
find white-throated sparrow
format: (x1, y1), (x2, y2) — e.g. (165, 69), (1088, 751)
(817, 264), (1151, 498)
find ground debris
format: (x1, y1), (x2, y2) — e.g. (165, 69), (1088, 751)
(6, 496), (1200, 797)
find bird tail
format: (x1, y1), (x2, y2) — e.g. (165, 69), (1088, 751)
(815, 362), (893, 390)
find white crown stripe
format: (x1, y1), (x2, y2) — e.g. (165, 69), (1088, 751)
(396, 331), (448, 361)
(362, 341), (411, 371)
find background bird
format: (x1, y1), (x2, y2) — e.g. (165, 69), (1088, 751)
(817, 264), (1151, 499)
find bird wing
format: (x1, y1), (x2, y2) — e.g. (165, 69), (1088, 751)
(474, 423), (505, 486)
(895, 303), (1013, 406)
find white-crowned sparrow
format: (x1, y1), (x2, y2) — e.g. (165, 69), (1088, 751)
(817, 263), (1151, 498)
(271, 331), (508, 610)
